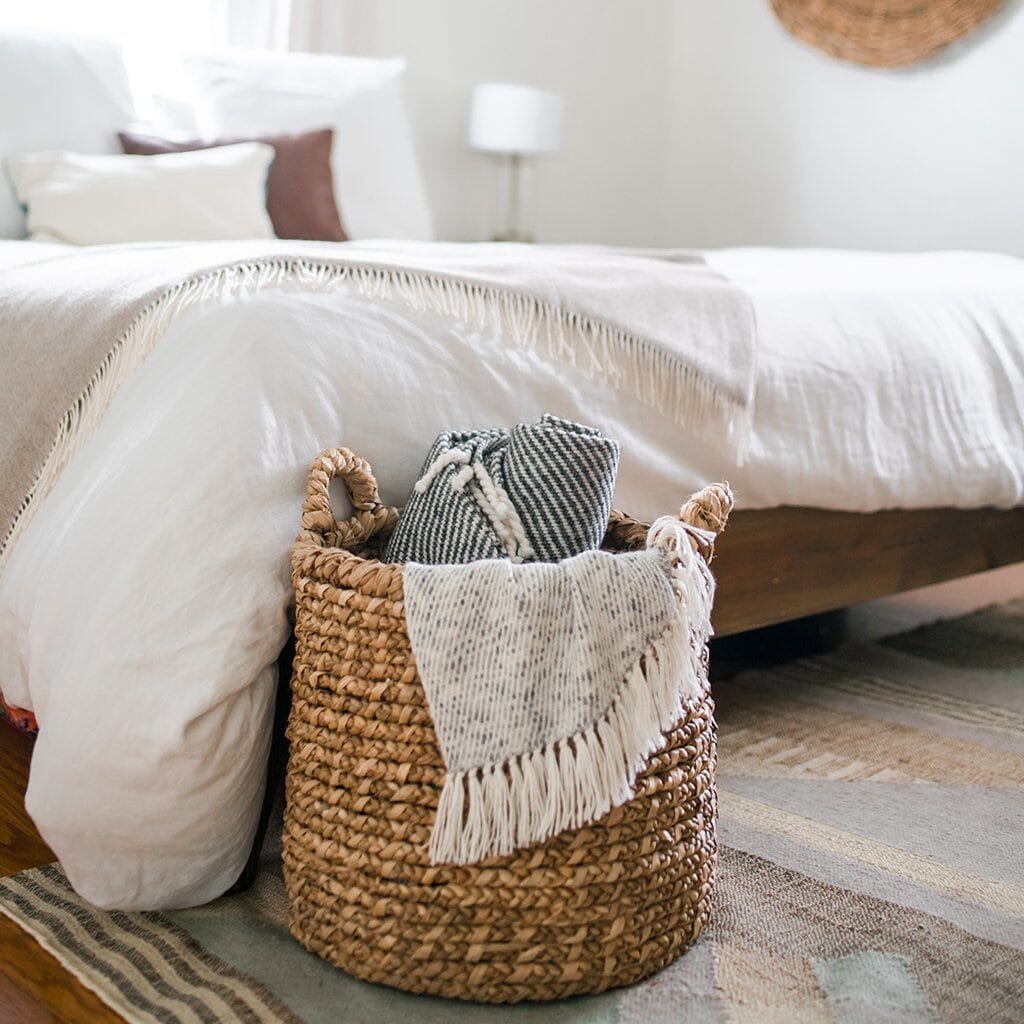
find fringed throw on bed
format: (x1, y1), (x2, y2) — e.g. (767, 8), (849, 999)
(0, 239), (755, 574)
(404, 514), (715, 864)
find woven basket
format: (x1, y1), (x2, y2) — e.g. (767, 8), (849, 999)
(283, 447), (732, 1003)
(771, 0), (1004, 67)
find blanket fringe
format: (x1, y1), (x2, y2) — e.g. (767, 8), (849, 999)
(1, 257), (748, 574)
(429, 523), (714, 865)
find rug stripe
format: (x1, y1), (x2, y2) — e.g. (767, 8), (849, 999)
(6, 870), (250, 1024)
(812, 952), (940, 1024)
(0, 881), (199, 1024)
(0, 869), (298, 1024)
(618, 939), (729, 1024)
(718, 694), (1024, 786)
(29, 866), (292, 1024)
(780, 662), (1024, 736)
(713, 939), (831, 1024)
(719, 789), (1024, 917)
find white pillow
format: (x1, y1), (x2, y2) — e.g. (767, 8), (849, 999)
(6, 144), (276, 245)
(186, 50), (435, 241)
(0, 30), (137, 239)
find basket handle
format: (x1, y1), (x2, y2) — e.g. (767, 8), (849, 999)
(605, 481), (733, 562)
(300, 447), (400, 550)
(676, 482), (733, 562)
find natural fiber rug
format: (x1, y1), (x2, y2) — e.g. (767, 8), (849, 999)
(3, 598), (1024, 1022)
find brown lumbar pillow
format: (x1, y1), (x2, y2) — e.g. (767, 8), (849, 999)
(119, 126), (347, 242)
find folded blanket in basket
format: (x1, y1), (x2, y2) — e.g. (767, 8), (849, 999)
(403, 515), (715, 864)
(382, 415), (620, 564)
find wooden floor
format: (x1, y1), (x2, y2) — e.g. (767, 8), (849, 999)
(0, 726), (124, 1023)
(2, 561), (1023, 1023)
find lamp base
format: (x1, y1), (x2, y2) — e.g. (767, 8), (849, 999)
(487, 153), (535, 245)
(490, 230), (535, 244)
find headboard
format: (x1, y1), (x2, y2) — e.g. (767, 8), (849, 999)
(0, 29), (135, 238)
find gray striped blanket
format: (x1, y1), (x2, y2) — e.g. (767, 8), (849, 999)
(382, 416), (620, 564)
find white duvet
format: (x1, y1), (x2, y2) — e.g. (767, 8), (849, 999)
(1, 241), (1023, 909)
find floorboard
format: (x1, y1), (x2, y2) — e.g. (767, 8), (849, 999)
(0, 915), (122, 1024)
(0, 725), (52, 876)
(0, 724), (124, 1024)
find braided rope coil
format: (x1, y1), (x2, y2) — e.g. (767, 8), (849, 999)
(284, 448), (732, 1003)
(771, 0), (1005, 67)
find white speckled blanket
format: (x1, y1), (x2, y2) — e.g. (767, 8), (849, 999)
(404, 516), (715, 864)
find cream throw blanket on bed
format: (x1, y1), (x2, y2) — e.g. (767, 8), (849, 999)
(0, 240), (755, 573)
(404, 516), (715, 864)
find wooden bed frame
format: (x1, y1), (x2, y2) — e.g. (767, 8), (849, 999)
(709, 505), (1024, 637)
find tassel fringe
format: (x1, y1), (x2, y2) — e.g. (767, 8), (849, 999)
(2, 256), (748, 574)
(429, 522), (715, 865)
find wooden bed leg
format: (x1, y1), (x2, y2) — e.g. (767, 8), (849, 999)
(710, 609), (850, 679)
(227, 635), (294, 895)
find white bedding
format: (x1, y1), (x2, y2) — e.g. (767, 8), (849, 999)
(706, 248), (1024, 509)
(1, 240), (1022, 909)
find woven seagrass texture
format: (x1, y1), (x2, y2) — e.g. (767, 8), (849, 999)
(771, 0), (1005, 67)
(284, 447), (731, 1003)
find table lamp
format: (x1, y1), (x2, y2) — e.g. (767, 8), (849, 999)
(468, 83), (564, 243)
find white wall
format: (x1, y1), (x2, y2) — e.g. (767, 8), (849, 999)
(366, 0), (1024, 254)
(664, 0), (1024, 254)
(357, 0), (672, 245)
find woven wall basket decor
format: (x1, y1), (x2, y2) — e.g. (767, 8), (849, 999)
(771, 0), (1005, 67)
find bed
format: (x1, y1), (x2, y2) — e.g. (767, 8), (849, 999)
(1, 32), (1023, 915)
(698, 248), (1024, 634)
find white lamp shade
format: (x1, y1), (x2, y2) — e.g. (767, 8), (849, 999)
(468, 83), (564, 156)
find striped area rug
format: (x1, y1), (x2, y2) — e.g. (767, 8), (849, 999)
(2, 598), (1024, 1023)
